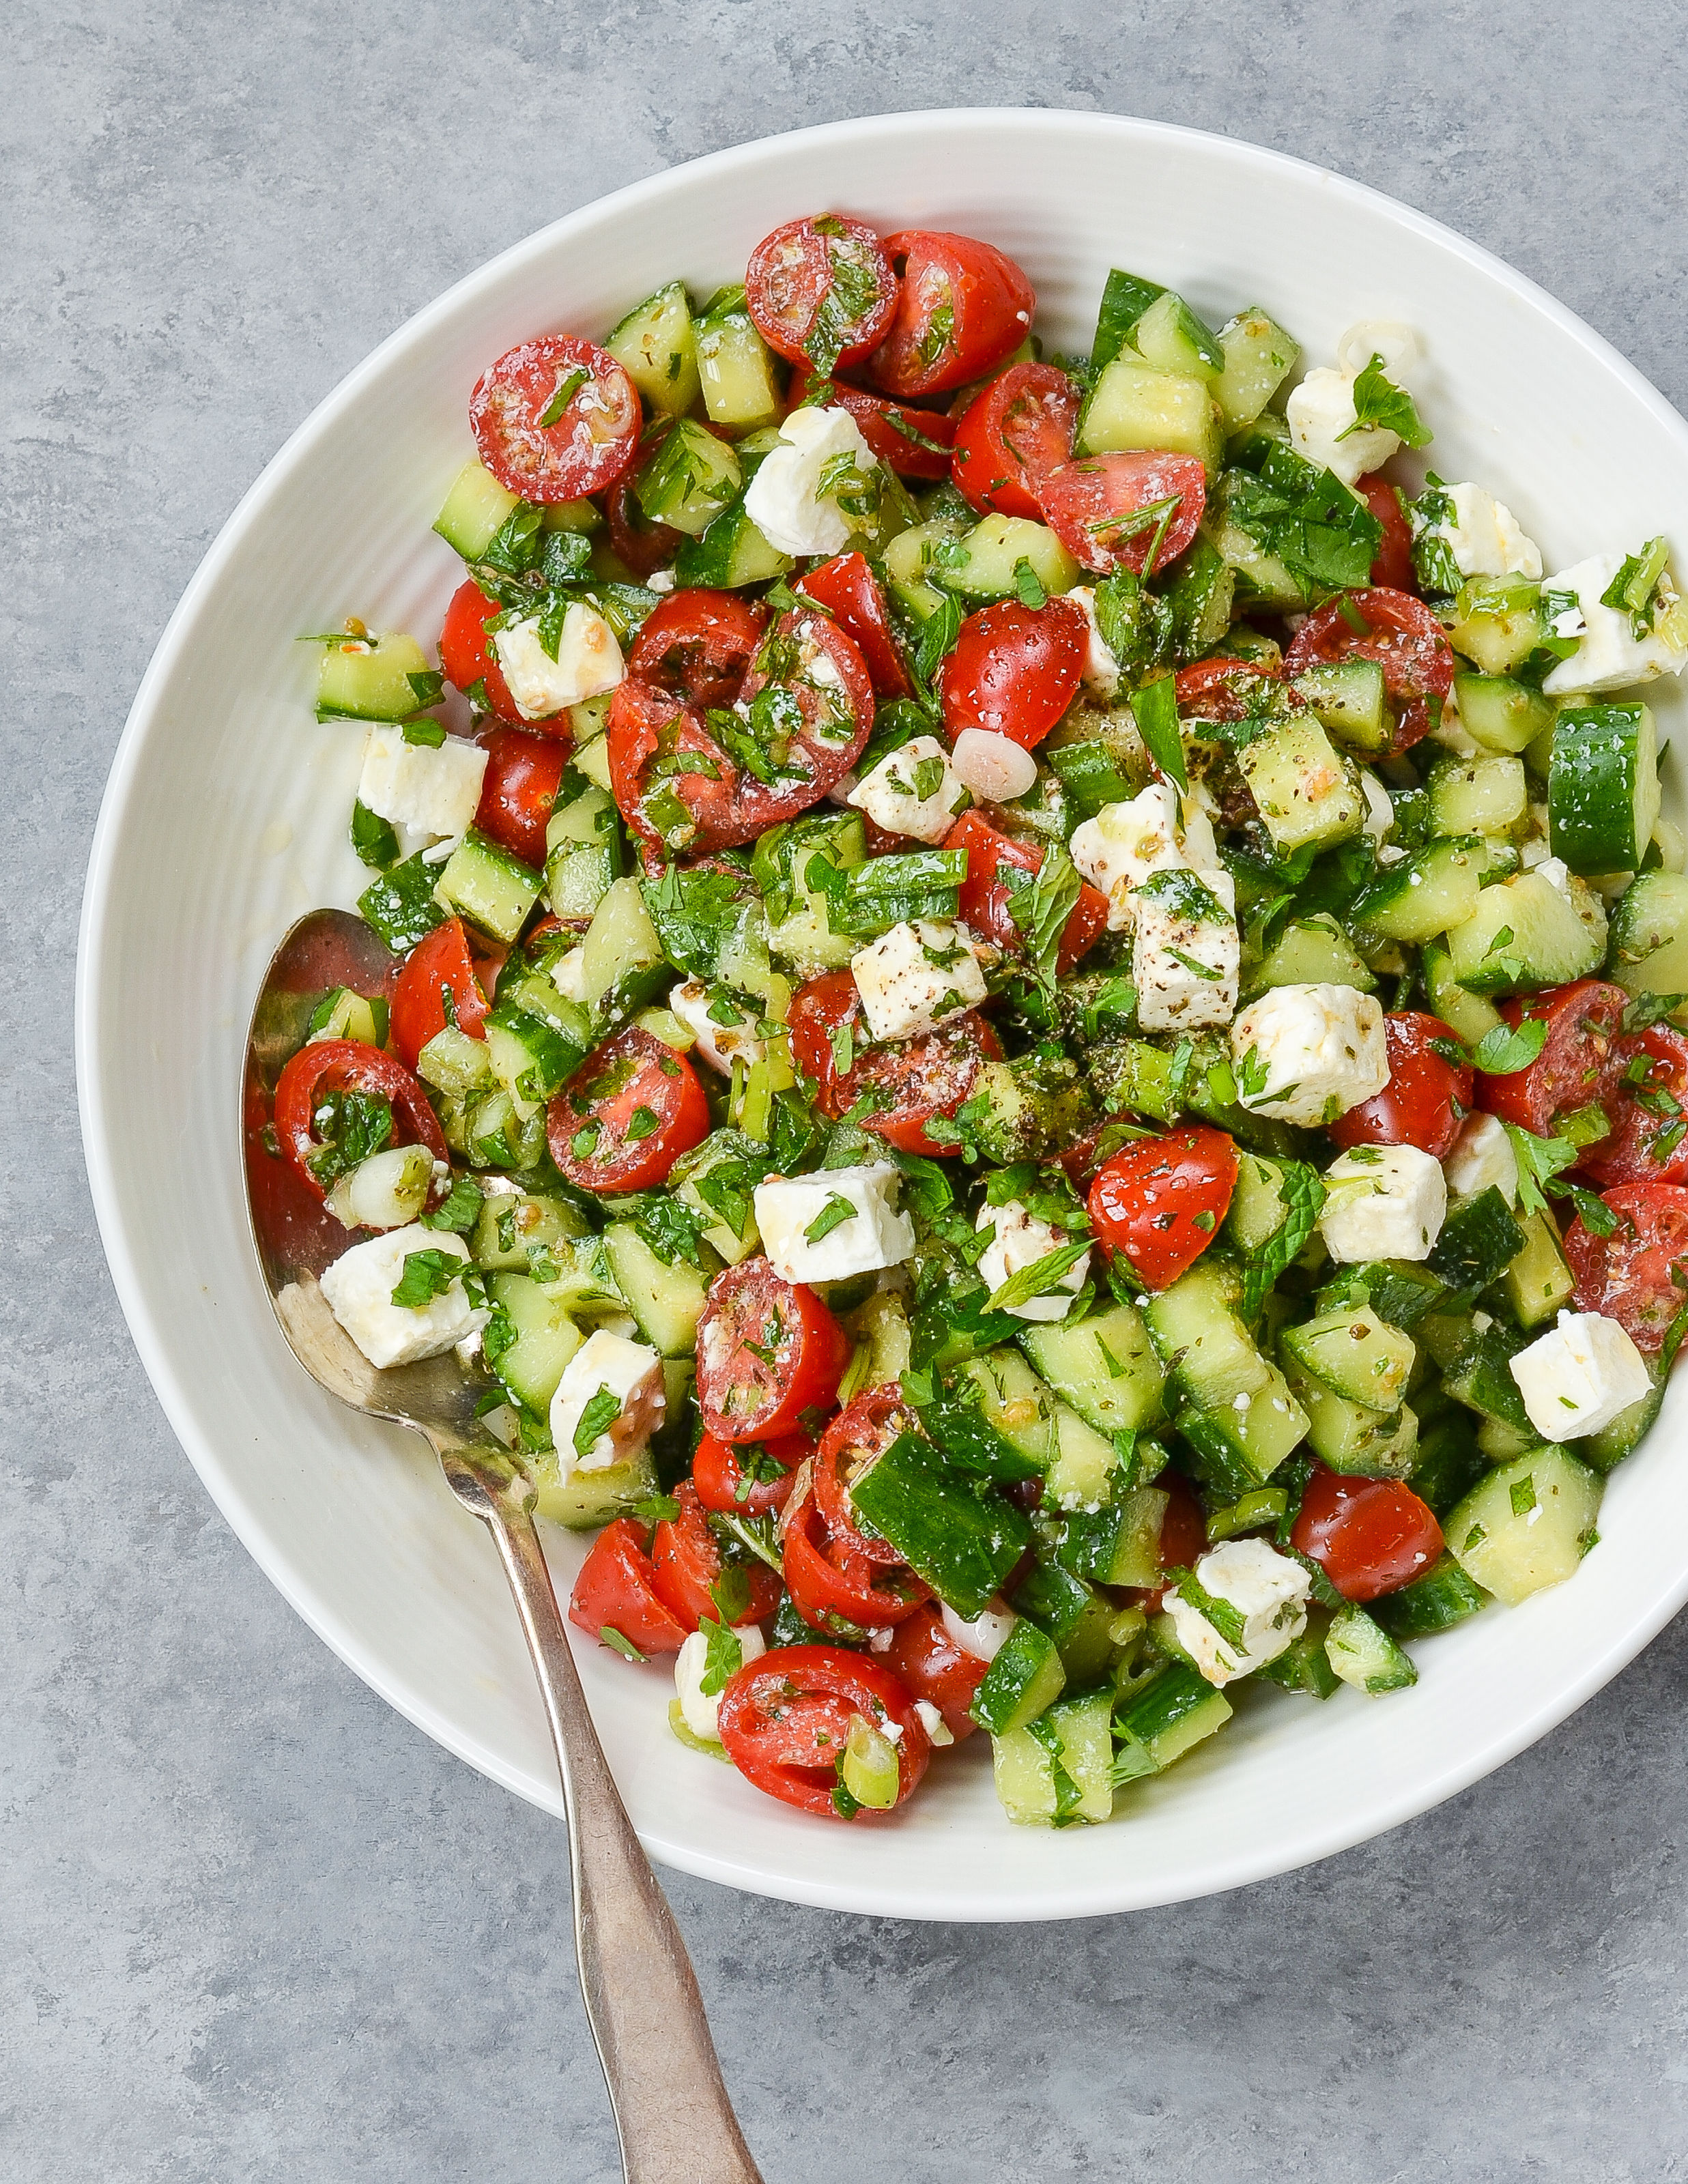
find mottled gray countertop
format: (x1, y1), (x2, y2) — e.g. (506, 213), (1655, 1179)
(8, 5), (1688, 2177)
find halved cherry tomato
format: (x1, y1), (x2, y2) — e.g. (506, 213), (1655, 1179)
(472, 726), (569, 867)
(1476, 979), (1629, 1135)
(940, 597), (1085, 748)
(1037, 452), (1207, 577)
(1173, 657), (1287, 723)
(717, 1644), (930, 1819)
(469, 334), (641, 503)
(648, 1482), (784, 1633)
(779, 1496), (930, 1630)
(545, 1026), (709, 1194)
(1283, 586), (1455, 753)
(950, 361), (1081, 520)
(869, 230), (1035, 399)
(945, 809), (1107, 973)
(1356, 472), (1416, 592)
(695, 1259), (851, 1443)
(1564, 1181), (1688, 1351)
(569, 1517), (689, 1654)
(1138, 1471), (1208, 1610)
(606, 474), (683, 581)
(1291, 1463), (1444, 1602)
(883, 1605), (986, 1740)
(812, 1388), (917, 1566)
(1087, 1126), (1240, 1290)
(1578, 1024), (1688, 1188)
(786, 971), (1003, 1157)
(627, 588), (767, 709)
(440, 579), (523, 721)
(787, 369), (957, 479)
(794, 551), (910, 698)
(1329, 1011), (1472, 1160)
(273, 1039), (449, 1200)
(745, 215), (899, 369)
(691, 1431), (812, 1519)
(390, 917), (489, 1072)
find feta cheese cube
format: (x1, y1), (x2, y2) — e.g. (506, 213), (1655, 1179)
(1067, 584), (1122, 701)
(753, 1164), (916, 1285)
(941, 1600), (1018, 1663)
(950, 728), (1039, 804)
(1444, 1112), (1519, 1207)
(848, 736), (969, 844)
(1542, 551), (1688, 697)
(668, 977), (764, 1076)
(1132, 867), (1240, 1033)
(1319, 1143), (1448, 1264)
(493, 603), (625, 721)
(548, 1329), (666, 1482)
(850, 918), (988, 1042)
(742, 405), (878, 558)
(1426, 482), (1543, 582)
(1164, 1538), (1312, 1688)
(319, 1224), (489, 1370)
(674, 1622), (767, 1741)
(1508, 1309), (1653, 1439)
(975, 1200), (1091, 1323)
(1231, 982), (1390, 1127)
(358, 726), (488, 842)
(1285, 365), (1399, 489)
(1070, 784), (1188, 931)
(548, 946), (590, 1005)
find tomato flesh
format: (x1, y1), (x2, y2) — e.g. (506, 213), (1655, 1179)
(788, 369), (957, 479)
(440, 578), (523, 722)
(786, 971), (1003, 1157)
(717, 1644), (930, 1819)
(745, 216), (900, 369)
(469, 334), (642, 503)
(648, 1482), (784, 1633)
(812, 1388), (918, 1566)
(1564, 1181), (1688, 1352)
(1355, 473), (1416, 591)
(1087, 1126), (1240, 1290)
(794, 551), (910, 698)
(1139, 1471), (1207, 1609)
(951, 361), (1081, 520)
(883, 1605), (986, 1740)
(1476, 979), (1629, 1135)
(390, 918), (489, 1072)
(1283, 586), (1455, 753)
(1037, 452), (1207, 577)
(691, 1431), (812, 1519)
(273, 1039), (450, 1201)
(1577, 1024), (1688, 1188)
(1291, 1464), (1444, 1602)
(545, 1025), (709, 1194)
(779, 1496), (931, 1630)
(945, 809), (1106, 974)
(627, 588), (767, 710)
(694, 1259), (850, 1443)
(1328, 1011), (1472, 1160)
(869, 229), (1035, 399)
(569, 1517), (689, 1654)
(472, 726), (569, 868)
(939, 597), (1086, 749)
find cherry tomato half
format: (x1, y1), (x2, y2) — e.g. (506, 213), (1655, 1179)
(469, 334), (642, 503)
(950, 361), (1081, 521)
(717, 1644), (930, 1819)
(473, 725), (569, 868)
(1577, 1024), (1688, 1188)
(794, 551), (911, 698)
(607, 473), (683, 580)
(627, 588), (767, 710)
(945, 809), (1108, 974)
(1291, 1463), (1444, 1602)
(788, 369), (958, 480)
(569, 1517), (689, 1654)
(1328, 1011), (1472, 1160)
(545, 1025), (709, 1194)
(869, 229), (1035, 399)
(1087, 1126), (1240, 1291)
(1037, 452), (1207, 578)
(390, 917), (489, 1072)
(1283, 586), (1455, 753)
(691, 1431), (812, 1519)
(648, 1482), (784, 1633)
(272, 1039), (449, 1201)
(1475, 979), (1629, 1136)
(1174, 657), (1287, 724)
(786, 970), (1003, 1157)
(779, 1496), (931, 1630)
(939, 597), (1086, 748)
(1355, 473), (1416, 592)
(883, 1605), (986, 1740)
(440, 578), (523, 722)
(695, 1259), (851, 1443)
(745, 215), (899, 369)
(1564, 1181), (1688, 1351)
(812, 1388), (917, 1566)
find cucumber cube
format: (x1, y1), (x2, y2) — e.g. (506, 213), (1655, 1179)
(1445, 1446), (1603, 1605)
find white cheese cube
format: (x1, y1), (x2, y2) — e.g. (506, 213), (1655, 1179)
(1231, 982), (1390, 1127)
(1427, 482), (1543, 582)
(1285, 365), (1399, 489)
(950, 728), (1039, 803)
(742, 405), (877, 558)
(1444, 1112), (1519, 1207)
(548, 946), (591, 1005)
(848, 736), (970, 844)
(975, 1200), (1091, 1323)
(1542, 551), (1688, 696)
(753, 1164), (916, 1285)
(319, 1224), (489, 1370)
(941, 1600), (1018, 1663)
(1067, 584), (1122, 701)
(493, 603), (625, 721)
(1319, 1143), (1448, 1264)
(548, 1330), (666, 1482)
(1164, 1538), (1312, 1689)
(674, 1622), (768, 1741)
(1070, 784), (1188, 931)
(1508, 1310), (1652, 1440)
(1132, 867), (1240, 1033)
(668, 977), (765, 1076)
(850, 918), (988, 1042)
(358, 725), (488, 842)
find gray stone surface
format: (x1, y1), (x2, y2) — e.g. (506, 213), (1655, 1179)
(5, 3), (1688, 2176)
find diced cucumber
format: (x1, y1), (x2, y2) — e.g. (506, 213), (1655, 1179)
(1405, 1410), (1484, 1516)
(472, 1188), (586, 1272)
(1164, 534), (1236, 656)
(487, 1273), (584, 1413)
(1446, 1446), (1603, 1604)
(1371, 1553), (1489, 1640)
(1077, 357), (1222, 471)
(1204, 488), (1306, 612)
(435, 829), (544, 944)
(754, 809), (869, 975)
(1455, 672), (1554, 756)
(1422, 939), (1504, 1043)
(1016, 1303), (1167, 1435)
(1444, 869), (1604, 994)
(1131, 287), (1224, 379)
(1431, 1194), (1530, 1309)
(1238, 716), (1367, 854)
(306, 986), (388, 1047)
(1549, 703), (1661, 874)
(1111, 1661), (1232, 1781)
(670, 1129), (764, 1266)
(463, 1087), (547, 1170)
(1348, 834), (1497, 945)
(1502, 1209), (1576, 1329)
(603, 281), (700, 416)
(1245, 913), (1377, 997)
(1281, 1362), (1419, 1478)
(1143, 1257), (1309, 1482)
(1057, 1486), (1169, 1588)
(570, 732), (614, 792)
(1440, 1313), (1532, 1430)
(1257, 1611), (1341, 1698)
(601, 1222), (711, 1357)
(935, 514), (1080, 601)
(532, 1232), (623, 1319)
(882, 516), (967, 622)
(578, 875), (668, 1015)
(672, 501), (793, 589)
(1325, 1603), (1418, 1693)
(545, 777), (623, 922)
(1222, 1151), (1294, 1255)
(1292, 659), (1389, 753)
(532, 1448), (657, 1530)
(483, 1001), (588, 1108)
(990, 1689), (1115, 1826)
(418, 1023), (494, 1095)
(1281, 1306), (1415, 1411)
(1043, 1404), (1123, 1512)
(1606, 867), (1688, 1020)
(972, 1620), (1067, 1735)
(1582, 1376), (1664, 1474)
(317, 633), (433, 721)
(1428, 752), (1528, 838)
(634, 418), (741, 536)
(1007, 1566), (1120, 1685)
(958, 1347), (1061, 1466)
(694, 285), (784, 429)
(848, 1434), (1033, 1618)
(1212, 307), (1300, 430)
(1446, 576), (1545, 676)
(433, 459), (521, 560)
(1313, 1259), (1447, 1331)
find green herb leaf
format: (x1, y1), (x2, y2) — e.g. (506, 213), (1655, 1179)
(538, 366), (589, 427)
(624, 1104), (661, 1144)
(1240, 1161), (1326, 1322)
(804, 1193), (859, 1244)
(401, 715), (446, 747)
(599, 1625), (647, 1663)
(1502, 1123), (1578, 1219)
(1132, 671), (1186, 791)
(1167, 1566), (1248, 1651)
(985, 1237), (1091, 1314)
(1470, 1018), (1549, 1075)
(573, 1385), (622, 1459)
(1339, 353), (1431, 450)
(306, 1088), (394, 1188)
(1003, 844), (1083, 992)
(420, 1173), (482, 1232)
(1623, 992), (1687, 1034)
(1012, 557), (1048, 610)
(349, 800), (400, 871)
(698, 1616), (744, 1697)
(633, 1196), (716, 1270)
(390, 1248), (466, 1309)
(405, 670), (446, 709)
(914, 592), (964, 686)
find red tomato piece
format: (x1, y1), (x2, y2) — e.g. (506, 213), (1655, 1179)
(1138, 1471), (1208, 1610)
(786, 971), (1003, 1157)
(868, 229), (1035, 399)
(788, 369), (957, 479)
(647, 1482), (785, 1634)
(717, 1644), (931, 1819)
(1173, 657), (1287, 723)
(545, 1026), (709, 1194)
(691, 1431), (812, 1519)
(1355, 472), (1416, 591)
(779, 1497), (931, 1630)
(569, 1517), (689, 1655)
(951, 361), (1081, 520)
(939, 597), (1086, 749)
(1283, 586), (1455, 753)
(606, 474), (683, 581)
(440, 579), (523, 722)
(1578, 1024), (1688, 1188)
(745, 215), (899, 369)
(1476, 979), (1629, 1135)
(883, 1605), (986, 1740)
(1087, 1126), (1241, 1290)
(469, 334), (641, 503)
(1564, 1181), (1688, 1351)
(472, 726), (569, 867)
(1291, 1463), (1444, 1602)
(627, 588), (768, 710)
(1329, 1011), (1472, 1160)
(390, 918), (489, 1072)
(812, 1388), (918, 1566)
(1037, 452), (1207, 578)
(694, 1259), (851, 1444)
(794, 551), (911, 698)
(945, 809), (1107, 973)
(272, 1039), (449, 1201)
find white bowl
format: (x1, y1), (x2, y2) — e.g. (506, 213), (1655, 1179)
(78, 109), (1688, 1922)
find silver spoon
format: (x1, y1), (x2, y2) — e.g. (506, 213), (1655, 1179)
(243, 908), (763, 2184)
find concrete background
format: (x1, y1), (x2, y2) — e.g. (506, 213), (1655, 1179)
(8, 3), (1688, 2177)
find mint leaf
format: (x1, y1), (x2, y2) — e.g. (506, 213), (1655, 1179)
(1470, 1018), (1549, 1075)
(1132, 670), (1186, 791)
(389, 1248), (464, 1308)
(1339, 352), (1431, 449)
(573, 1385), (622, 1458)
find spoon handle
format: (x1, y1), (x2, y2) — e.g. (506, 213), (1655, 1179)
(479, 1486), (764, 2184)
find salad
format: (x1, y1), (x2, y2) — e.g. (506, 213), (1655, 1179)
(272, 210), (1688, 1830)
